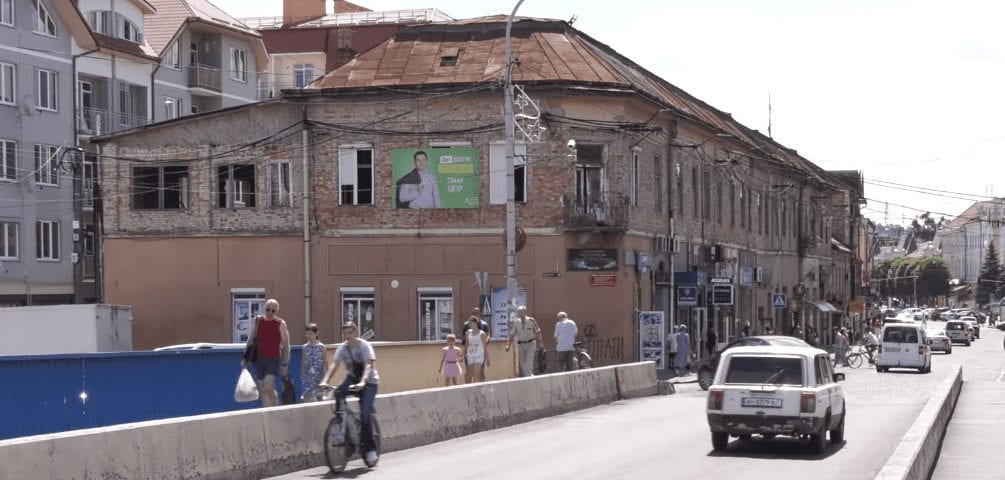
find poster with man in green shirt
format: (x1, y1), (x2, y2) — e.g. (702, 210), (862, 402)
(392, 148), (480, 209)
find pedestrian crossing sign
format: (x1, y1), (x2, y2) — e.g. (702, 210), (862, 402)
(772, 293), (787, 309)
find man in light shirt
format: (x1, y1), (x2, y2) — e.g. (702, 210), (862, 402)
(554, 311), (578, 372)
(396, 151), (442, 208)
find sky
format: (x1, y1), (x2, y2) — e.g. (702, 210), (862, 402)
(212, 0), (1005, 226)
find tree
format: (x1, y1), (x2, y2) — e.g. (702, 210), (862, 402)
(977, 240), (1004, 306)
(910, 212), (944, 242)
(913, 257), (952, 303)
(872, 260), (893, 298)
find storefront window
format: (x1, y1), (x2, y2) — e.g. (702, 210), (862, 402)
(342, 288), (376, 339)
(418, 289), (453, 340)
(232, 291), (265, 342)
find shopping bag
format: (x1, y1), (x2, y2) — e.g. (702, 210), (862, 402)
(280, 376), (297, 405)
(234, 368), (259, 403)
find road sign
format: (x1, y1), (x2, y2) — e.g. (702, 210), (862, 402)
(772, 293), (787, 309)
(677, 286), (698, 307)
(712, 284), (734, 305)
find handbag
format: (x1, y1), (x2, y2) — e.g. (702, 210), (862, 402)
(234, 368), (259, 403)
(280, 376), (297, 405)
(242, 316), (261, 363)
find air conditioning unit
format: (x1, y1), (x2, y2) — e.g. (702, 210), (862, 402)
(754, 267), (764, 283)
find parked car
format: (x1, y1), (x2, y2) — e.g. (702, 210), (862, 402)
(706, 345), (846, 454)
(875, 323), (931, 373)
(925, 328), (952, 354)
(960, 317), (981, 339)
(696, 336), (810, 390)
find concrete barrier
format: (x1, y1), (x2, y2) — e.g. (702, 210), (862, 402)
(0, 362), (656, 480)
(874, 364), (963, 480)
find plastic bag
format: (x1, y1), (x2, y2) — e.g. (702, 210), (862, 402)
(234, 368), (259, 403)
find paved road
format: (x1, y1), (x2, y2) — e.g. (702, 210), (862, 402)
(269, 324), (998, 480)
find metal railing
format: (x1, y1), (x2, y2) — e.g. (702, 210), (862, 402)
(79, 108), (148, 135)
(239, 8), (453, 30)
(188, 64), (222, 91)
(564, 192), (630, 231)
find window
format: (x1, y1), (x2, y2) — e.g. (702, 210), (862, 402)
(164, 96), (181, 119)
(294, 63), (314, 88)
(34, 144), (58, 185)
(654, 155), (663, 212)
(87, 10), (111, 34)
(0, 140), (14, 180)
(132, 166), (189, 210)
(82, 157), (96, 209)
(36, 69), (57, 111)
(217, 164), (256, 208)
(342, 288), (375, 340)
(630, 148), (640, 207)
(119, 15), (141, 43)
(35, 220), (58, 260)
(232, 291), (265, 342)
(35, 0), (55, 36)
(782, 202), (787, 237)
(0, 221), (17, 259)
(716, 178), (723, 224)
(724, 356), (803, 386)
(0, 63), (14, 105)
(489, 141), (527, 204)
(691, 167), (699, 218)
(230, 48), (247, 82)
(418, 289), (453, 341)
(1, 0), (12, 26)
(338, 145), (373, 205)
(189, 42), (198, 67)
(165, 41), (181, 69)
(739, 187), (746, 228)
(675, 162), (683, 216)
(702, 168), (711, 220)
(269, 161), (291, 207)
(729, 181), (735, 227)
(815, 356), (832, 385)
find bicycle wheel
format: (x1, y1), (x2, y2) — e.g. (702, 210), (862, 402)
(324, 417), (350, 474)
(847, 353), (863, 369)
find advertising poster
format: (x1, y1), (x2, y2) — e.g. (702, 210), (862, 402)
(391, 147), (480, 209)
(233, 297), (265, 342)
(638, 311), (665, 369)
(490, 286), (527, 339)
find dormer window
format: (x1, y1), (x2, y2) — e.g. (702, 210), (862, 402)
(439, 47), (460, 67)
(119, 16), (142, 43)
(87, 11), (111, 35)
(34, 0), (56, 36)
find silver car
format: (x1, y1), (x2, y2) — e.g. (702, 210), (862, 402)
(925, 328), (952, 354)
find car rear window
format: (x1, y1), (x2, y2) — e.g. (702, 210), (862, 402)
(946, 322), (964, 331)
(724, 356), (803, 386)
(883, 326), (919, 343)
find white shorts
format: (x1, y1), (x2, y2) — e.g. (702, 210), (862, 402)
(466, 354), (484, 365)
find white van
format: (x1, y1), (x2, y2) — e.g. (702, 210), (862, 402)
(876, 323), (931, 373)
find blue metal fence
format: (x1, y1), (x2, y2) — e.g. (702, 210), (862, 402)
(0, 347), (305, 440)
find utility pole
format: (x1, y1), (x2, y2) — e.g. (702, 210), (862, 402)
(504, 1), (525, 330)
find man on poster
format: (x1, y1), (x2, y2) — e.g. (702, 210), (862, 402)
(395, 150), (441, 208)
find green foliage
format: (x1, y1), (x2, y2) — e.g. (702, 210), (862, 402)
(871, 256), (952, 303)
(977, 241), (1004, 306)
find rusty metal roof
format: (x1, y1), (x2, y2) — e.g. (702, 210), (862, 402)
(307, 17), (835, 183)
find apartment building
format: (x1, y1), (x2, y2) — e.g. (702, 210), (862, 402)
(94, 17), (864, 360)
(144, 0), (267, 123)
(0, 0), (98, 305)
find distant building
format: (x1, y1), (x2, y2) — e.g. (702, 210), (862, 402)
(937, 199), (1005, 285)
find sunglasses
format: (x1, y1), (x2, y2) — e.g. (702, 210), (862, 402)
(266, 308), (277, 313)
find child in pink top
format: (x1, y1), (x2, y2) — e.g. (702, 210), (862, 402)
(438, 334), (463, 386)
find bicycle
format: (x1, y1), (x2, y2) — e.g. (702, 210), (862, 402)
(317, 384), (382, 474)
(846, 343), (876, 369)
(573, 341), (593, 369)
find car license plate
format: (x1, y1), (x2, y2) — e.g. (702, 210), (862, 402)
(886, 347), (901, 352)
(742, 397), (782, 408)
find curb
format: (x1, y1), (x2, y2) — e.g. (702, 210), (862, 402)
(874, 364), (963, 480)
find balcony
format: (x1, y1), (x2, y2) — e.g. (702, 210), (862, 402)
(188, 64), (221, 92)
(78, 108), (148, 136)
(564, 192), (629, 232)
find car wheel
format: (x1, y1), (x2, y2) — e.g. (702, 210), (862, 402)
(711, 432), (728, 452)
(830, 409), (845, 444)
(966, 339), (971, 346)
(809, 428), (828, 454)
(698, 368), (714, 391)
(876, 366), (885, 373)
(947, 348), (952, 354)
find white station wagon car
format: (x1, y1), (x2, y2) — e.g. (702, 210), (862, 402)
(706, 346), (846, 454)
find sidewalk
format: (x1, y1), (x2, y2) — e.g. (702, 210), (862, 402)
(656, 368), (698, 383)
(930, 381), (1005, 479)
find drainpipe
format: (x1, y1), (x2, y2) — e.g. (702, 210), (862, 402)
(302, 123), (311, 327)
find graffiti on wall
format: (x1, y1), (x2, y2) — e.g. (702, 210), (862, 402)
(581, 324), (624, 363)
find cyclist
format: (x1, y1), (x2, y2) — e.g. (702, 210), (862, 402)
(320, 321), (380, 465)
(862, 328), (879, 362)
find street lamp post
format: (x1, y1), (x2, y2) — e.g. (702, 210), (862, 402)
(504, 1), (525, 329)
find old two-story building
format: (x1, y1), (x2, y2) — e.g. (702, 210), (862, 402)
(94, 16), (864, 361)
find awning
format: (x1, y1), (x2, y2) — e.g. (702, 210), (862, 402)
(805, 300), (839, 313)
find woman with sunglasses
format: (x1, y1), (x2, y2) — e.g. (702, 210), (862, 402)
(242, 298), (291, 407)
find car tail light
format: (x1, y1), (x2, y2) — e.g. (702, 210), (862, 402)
(800, 392), (816, 413)
(708, 389), (724, 410)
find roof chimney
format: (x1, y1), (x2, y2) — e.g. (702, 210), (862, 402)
(283, 0), (326, 27)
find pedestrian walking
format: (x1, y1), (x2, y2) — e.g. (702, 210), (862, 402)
(834, 327), (850, 367)
(666, 325), (679, 374)
(675, 325), (691, 375)
(506, 305), (543, 377)
(741, 321), (751, 338)
(706, 328), (718, 356)
(461, 307), (491, 382)
(240, 298), (291, 407)
(438, 334), (463, 386)
(553, 312), (578, 372)
(299, 323), (328, 402)
(463, 317), (489, 383)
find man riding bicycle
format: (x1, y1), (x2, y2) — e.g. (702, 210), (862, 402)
(320, 321), (380, 465)
(862, 328), (879, 361)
